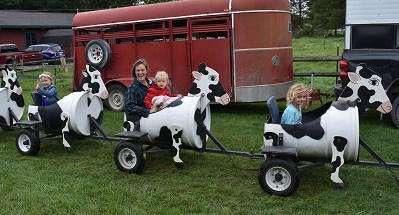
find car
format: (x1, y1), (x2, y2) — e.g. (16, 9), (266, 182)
(0, 43), (42, 66)
(25, 43), (65, 60)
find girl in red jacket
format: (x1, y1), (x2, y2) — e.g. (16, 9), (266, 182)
(144, 71), (181, 111)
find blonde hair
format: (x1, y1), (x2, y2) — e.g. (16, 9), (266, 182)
(39, 71), (54, 82)
(155, 71), (169, 82)
(286, 83), (307, 106)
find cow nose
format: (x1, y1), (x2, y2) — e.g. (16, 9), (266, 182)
(217, 94), (230, 105)
(101, 90), (109, 99)
(377, 100), (392, 114)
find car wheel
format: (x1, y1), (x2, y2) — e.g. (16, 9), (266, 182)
(258, 159), (299, 196)
(105, 85), (125, 112)
(390, 96), (399, 129)
(16, 129), (40, 156)
(114, 141), (145, 174)
(85, 39), (112, 69)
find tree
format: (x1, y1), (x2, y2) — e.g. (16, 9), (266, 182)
(289, 0), (313, 38)
(0, 0), (173, 11)
(290, 0), (310, 29)
(307, 0), (345, 36)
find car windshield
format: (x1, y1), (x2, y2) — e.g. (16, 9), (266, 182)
(33, 46), (48, 51)
(52, 45), (62, 51)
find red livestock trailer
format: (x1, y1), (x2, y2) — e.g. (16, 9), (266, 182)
(72, 0), (293, 111)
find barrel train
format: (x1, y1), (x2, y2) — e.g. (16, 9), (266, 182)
(1, 63), (397, 196)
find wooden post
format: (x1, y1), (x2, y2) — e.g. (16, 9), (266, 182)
(60, 57), (68, 72)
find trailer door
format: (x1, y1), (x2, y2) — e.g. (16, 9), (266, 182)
(189, 17), (232, 97)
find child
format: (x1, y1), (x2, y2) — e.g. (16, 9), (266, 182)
(280, 83), (308, 125)
(144, 71), (181, 111)
(31, 71), (59, 106)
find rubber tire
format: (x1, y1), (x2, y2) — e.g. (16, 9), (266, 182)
(85, 39), (112, 69)
(258, 159), (300, 196)
(114, 141), (145, 174)
(16, 129), (40, 156)
(105, 84), (125, 112)
(390, 96), (399, 129)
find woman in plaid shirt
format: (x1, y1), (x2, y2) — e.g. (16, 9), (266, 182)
(125, 59), (158, 122)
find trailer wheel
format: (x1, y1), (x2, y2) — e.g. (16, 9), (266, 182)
(85, 39), (112, 69)
(16, 129), (40, 156)
(258, 159), (299, 196)
(390, 96), (399, 129)
(114, 141), (145, 173)
(105, 84), (125, 112)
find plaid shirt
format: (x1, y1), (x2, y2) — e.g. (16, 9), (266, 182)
(125, 78), (152, 117)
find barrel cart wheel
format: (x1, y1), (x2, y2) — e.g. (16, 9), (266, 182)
(114, 141), (145, 173)
(258, 159), (300, 196)
(16, 128), (40, 156)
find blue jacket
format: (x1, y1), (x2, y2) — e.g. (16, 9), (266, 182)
(37, 84), (59, 105)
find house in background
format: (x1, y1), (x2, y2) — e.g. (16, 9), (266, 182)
(0, 11), (75, 58)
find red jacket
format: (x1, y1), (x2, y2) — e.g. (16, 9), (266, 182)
(144, 84), (178, 108)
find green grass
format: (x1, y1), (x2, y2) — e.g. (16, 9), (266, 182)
(2, 37), (399, 214)
(293, 37), (344, 95)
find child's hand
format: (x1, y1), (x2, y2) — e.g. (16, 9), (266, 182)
(149, 106), (158, 113)
(35, 80), (40, 89)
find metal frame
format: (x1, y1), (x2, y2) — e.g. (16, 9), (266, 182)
(14, 113), (399, 177)
(0, 107), (22, 130)
(15, 115), (124, 145)
(133, 122), (399, 178)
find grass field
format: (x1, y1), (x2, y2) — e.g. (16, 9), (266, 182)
(1, 37), (399, 214)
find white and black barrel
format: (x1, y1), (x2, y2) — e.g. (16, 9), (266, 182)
(0, 88), (24, 127)
(139, 96), (210, 149)
(264, 101), (359, 162)
(28, 91), (103, 135)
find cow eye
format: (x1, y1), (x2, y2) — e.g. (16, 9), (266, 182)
(208, 75), (218, 82)
(369, 78), (380, 86)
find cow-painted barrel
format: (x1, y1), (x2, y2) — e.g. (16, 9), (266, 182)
(0, 88), (24, 126)
(116, 62), (230, 173)
(57, 91), (103, 135)
(139, 96), (210, 149)
(0, 66), (24, 128)
(264, 101), (360, 162)
(27, 91), (103, 135)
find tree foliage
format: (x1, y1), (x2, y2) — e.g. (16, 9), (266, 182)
(0, 0), (173, 11)
(290, 0), (309, 28)
(290, 0), (345, 38)
(1, 0), (344, 38)
(308, 0), (345, 36)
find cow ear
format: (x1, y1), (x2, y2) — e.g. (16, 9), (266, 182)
(82, 70), (88, 78)
(199, 63), (206, 71)
(192, 71), (201, 80)
(348, 72), (360, 83)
